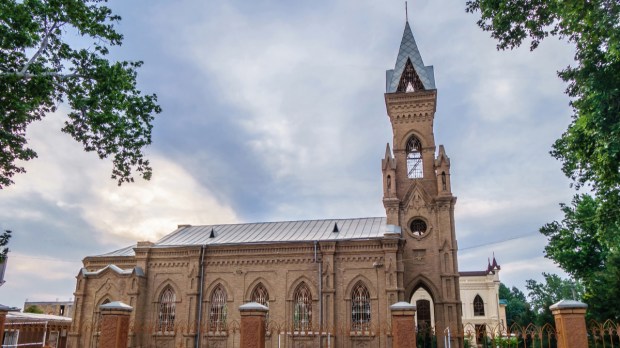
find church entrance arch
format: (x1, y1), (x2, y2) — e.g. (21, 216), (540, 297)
(410, 285), (436, 347)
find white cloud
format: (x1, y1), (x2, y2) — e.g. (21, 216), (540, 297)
(4, 110), (238, 244)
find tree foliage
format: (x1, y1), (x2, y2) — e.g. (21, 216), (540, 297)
(466, 0), (620, 320)
(541, 195), (620, 321)
(24, 305), (44, 314)
(0, 229), (10, 263)
(0, 0), (161, 188)
(499, 283), (535, 328)
(525, 273), (584, 326)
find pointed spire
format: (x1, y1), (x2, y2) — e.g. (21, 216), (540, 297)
(382, 143), (396, 170)
(492, 253), (500, 270)
(386, 20), (436, 93)
(435, 145), (451, 167)
(332, 222), (340, 233)
(209, 228), (215, 238)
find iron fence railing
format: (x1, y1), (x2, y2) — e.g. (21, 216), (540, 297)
(75, 319), (620, 348)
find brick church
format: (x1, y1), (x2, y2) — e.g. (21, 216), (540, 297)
(69, 20), (464, 348)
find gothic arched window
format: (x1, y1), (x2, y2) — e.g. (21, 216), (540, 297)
(416, 299), (432, 330)
(351, 282), (371, 331)
(293, 282), (312, 331)
(251, 283), (269, 322)
(209, 285), (228, 331)
(158, 286), (176, 332)
(406, 136), (423, 178)
(473, 295), (485, 316)
(251, 283), (269, 307)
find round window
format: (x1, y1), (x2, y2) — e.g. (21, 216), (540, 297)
(410, 219), (427, 236)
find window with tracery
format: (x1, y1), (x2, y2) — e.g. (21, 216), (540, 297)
(158, 286), (176, 332)
(406, 136), (423, 178)
(251, 283), (269, 322)
(209, 285), (228, 331)
(351, 282), (371, 331)
(293, 282), (312, 331)
(473, 295), (485, 316)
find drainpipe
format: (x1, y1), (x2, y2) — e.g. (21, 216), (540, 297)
(314, 241), (323, 348)
(195, 245), (207, 348)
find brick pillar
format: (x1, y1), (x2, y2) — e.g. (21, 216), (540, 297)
(99, 301), (133, 348)
(239, 302), (269, 348)
(0, 304), (9, 343)
(550, 299), (588, 348)
(390, 301), (417, 348)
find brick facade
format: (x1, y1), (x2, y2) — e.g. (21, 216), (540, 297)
(68, 20), (463, 348)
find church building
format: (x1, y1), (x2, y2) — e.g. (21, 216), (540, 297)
(68, 20), (464, 348)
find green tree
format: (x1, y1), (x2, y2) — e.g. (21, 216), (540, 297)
(0, 229), (10, 263)
(466, 0), (620, 320)
(525, 273), (584, 326)
(540, 196), (620, 321)
(0, 0), (161, 188)
(24, 305), (44, 314)
(499, 283), (535, 328)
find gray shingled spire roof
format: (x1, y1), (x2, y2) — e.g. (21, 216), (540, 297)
(386, 21), (436, 92)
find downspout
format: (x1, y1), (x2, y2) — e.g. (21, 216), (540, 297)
(314, 241), (323, 348)
(195, 245), (207, 348)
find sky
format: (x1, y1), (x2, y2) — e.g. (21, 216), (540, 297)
(0, 0), (578, 308)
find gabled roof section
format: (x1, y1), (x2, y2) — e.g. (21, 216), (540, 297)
(386, 21), (436, 93)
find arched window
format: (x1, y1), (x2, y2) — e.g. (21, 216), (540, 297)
(293, 282), (312, 331)
(209, 285), (227, 331)
(351, 282), (371, 331)
(406, 136), (423, 178)
(251, 283), (269, 322)
(158, 286), (176, 332)
(251, 283), (269, 307)
(473, 295), (485, 316)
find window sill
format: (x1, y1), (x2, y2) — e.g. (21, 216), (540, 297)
(206, 331), (228, 337)
(350, 331), (375, 338)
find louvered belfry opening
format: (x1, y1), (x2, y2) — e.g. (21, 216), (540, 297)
(351, 282), (371, 331)
(209, 285), (228, 331)
(293, 282), (312, 331)
(397, 58), (425, 92)
(158, 286), (176, 332)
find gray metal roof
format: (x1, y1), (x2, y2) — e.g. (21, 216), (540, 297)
(386, 21), (436, 92)
(96, 217), (390, 257)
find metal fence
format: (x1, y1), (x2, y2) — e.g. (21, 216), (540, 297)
(78, 319), (620, 348)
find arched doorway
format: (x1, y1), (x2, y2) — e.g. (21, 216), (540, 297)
(410, 287), (435, 347)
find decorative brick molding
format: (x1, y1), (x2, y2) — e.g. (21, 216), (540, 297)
(99, 301), (133, 348)
(239, 302), (268, 348)
(390, 302), (417, 348)
(550, 299), (588, 348)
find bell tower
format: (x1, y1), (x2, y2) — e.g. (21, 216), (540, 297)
(382, 20), (462, 346)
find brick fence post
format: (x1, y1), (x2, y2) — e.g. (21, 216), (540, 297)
(0, 304), (9, 343)
(390, 301), (417, 348)
(99, 301), (133, 348)
(239, 302), (269, 348)
(550, 299), (588, 348)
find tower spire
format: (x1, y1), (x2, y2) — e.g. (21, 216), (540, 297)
(385, 18), (436, 93)
(405, 1), (409, 23)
